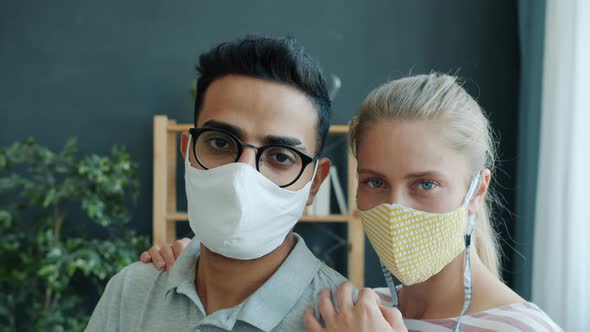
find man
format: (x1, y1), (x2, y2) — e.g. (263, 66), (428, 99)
(86, 35), (347, 331)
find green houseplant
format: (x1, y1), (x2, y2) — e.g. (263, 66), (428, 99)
(0, 138), (149, 331)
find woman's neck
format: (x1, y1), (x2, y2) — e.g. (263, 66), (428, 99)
(398, 250), (486, 320)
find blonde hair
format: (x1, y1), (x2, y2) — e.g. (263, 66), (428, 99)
(350, 73), (502, 278)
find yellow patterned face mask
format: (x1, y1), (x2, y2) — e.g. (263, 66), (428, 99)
(360, 174), (481, 286)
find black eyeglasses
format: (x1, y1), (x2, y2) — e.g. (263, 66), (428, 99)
(189, 127), (317, 187)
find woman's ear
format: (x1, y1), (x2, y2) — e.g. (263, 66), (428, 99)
(468, 168), (491, 215)
(306, 157), (332, 206)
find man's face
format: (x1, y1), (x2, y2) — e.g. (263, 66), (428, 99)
(183, 74), (322, 191)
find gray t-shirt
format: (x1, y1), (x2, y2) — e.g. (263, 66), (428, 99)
(86, 233), (347, 331)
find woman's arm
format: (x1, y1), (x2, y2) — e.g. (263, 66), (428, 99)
(139, 238), (191, 271)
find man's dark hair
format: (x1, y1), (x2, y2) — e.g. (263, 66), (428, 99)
(194, 35), (331, 153)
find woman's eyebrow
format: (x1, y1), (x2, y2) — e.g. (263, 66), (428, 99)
(358, 169), (387, 178)
(403, 170), (446, 179)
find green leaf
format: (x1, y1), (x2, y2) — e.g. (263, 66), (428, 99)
(0, 137), (146, 330)
(42, 188), (57, 207)
(38, 264), (56, 277)
(0, 153), (7, 170)
(0, 210), (12, 228)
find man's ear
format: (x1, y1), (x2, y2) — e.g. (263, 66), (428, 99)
(468, 168), (491, 215)
(306, 157), (332, 206)
(180, 132), (190, 160)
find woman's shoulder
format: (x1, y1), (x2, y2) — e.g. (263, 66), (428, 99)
(402, 302), (562, 332)
(372, 287), (562, 332)
(462, 302), (562, 331)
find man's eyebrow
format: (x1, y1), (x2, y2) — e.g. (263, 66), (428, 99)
(264, 135), (305, 150)
(201, 120), (244, 138)
(200, 120), (307, 151)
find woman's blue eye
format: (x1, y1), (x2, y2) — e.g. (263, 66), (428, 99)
(418, 181), (436, 190)
(367, 179), (384, 188)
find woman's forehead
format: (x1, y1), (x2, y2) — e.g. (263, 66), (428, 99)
(357, 119), (468, 178)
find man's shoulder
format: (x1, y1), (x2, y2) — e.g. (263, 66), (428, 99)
(117, 260), (165, 283)
(86, 262), (170, 331)
(315, 262), (347, 289)
(273, 262), (347, 331)
(104, 261), (170, 300)
(299, 261), (347, 305)
(288, 233), (347, 290)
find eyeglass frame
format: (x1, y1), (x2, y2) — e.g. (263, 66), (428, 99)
(188, 127), (318, 188)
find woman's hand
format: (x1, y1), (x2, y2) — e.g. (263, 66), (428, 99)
(304, 282), (407, 332)
(139, 238), (191, 271)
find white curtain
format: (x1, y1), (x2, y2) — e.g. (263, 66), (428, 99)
(532, 0), (590, 330)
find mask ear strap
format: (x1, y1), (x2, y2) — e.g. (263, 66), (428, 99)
(185, 135), (191, 162)
(311, 160), (319, 180)
(462, 172), (482, 209)
(455, 174), (480, 331)
(454, 214), (476, 331)
(380, 260), (399, 308)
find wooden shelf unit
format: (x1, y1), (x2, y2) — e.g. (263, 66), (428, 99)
(152, 115), (364, 287)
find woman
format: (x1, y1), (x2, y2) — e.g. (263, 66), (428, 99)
(142, 73), (561, 331)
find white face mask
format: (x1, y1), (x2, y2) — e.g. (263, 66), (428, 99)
(184, 137), (316, 260)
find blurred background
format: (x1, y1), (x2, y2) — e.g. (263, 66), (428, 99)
(1, 0), (587, 330)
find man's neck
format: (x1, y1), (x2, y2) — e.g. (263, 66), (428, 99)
(195, 234), (297, 315)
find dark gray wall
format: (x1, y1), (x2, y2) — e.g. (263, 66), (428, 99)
(0, 1), (520, 289)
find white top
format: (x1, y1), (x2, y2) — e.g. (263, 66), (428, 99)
(374, 287), (562, 331)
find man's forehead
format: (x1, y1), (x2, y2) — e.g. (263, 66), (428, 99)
(200, 119), (305, 149)
(197, 75), (319, 153)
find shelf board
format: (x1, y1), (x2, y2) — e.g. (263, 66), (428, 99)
(168, 123), (349, 135)
(327, 125), (349, 135)
(166, 212), (356, 223)
(166, 212), (189, 221)
(300, 215), (353, 222)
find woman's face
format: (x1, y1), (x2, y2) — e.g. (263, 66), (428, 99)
(357, 119), (475, 213)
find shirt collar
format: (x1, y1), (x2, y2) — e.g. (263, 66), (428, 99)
(164, 237), (201, 294)
(163, 233), (321, 331)
(237, 233), (321, 331)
